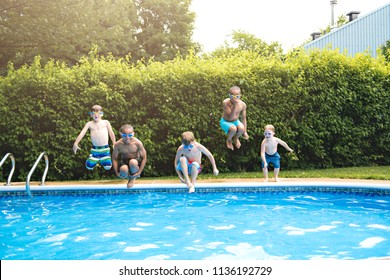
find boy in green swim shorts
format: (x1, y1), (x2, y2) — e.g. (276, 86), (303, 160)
(73, 105), (116, 171)
(220, 86), (249, 150)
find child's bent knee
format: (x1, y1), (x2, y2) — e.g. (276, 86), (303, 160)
(228, 126), (237, 133)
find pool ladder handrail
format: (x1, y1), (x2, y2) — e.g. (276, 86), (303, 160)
(26, 152), (49, 197)
(0, 153), (16, 186)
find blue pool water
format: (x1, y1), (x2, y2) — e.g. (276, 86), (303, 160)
(1, 190), (390, 260)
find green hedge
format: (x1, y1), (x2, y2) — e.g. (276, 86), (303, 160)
(0, 49), (389, 182)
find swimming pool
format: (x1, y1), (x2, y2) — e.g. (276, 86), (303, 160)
(1, 182), (389, 260)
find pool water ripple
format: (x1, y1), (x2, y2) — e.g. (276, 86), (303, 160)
(0, 191), (389, 260)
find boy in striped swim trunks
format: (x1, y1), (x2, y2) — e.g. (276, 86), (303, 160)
(73, 105), (116, 170)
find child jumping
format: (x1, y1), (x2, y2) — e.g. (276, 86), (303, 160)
(260, 124), (293, 182)
(174, 131), (219, 193)
(220, 86), (249, 150)
(73, 105), (116, 170)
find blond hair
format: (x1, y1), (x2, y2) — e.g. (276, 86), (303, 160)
(264, 124), (275, 132)
(228, 86), (241, 94)
(91, 104), (103, 112)
(181, 131), (195, 146)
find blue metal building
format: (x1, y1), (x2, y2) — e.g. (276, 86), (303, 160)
(304, 3), (390, 57)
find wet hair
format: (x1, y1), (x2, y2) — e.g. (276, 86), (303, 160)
(181, 131), (195, 146)
(264, 124), (275, 132)
(120, 124), (134, 133)
(91, 104), (103, 112)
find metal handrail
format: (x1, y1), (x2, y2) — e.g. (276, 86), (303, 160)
(26, 152), (49, 197)
(0, 153), (16, 186)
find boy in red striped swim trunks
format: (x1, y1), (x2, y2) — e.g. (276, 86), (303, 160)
(174, 131), (219, 193)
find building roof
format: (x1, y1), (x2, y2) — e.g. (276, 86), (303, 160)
(304, 3), (390, 57)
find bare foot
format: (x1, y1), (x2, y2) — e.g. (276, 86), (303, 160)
(226, 140), (234, 150)
(127, 178), (136, 188)
(263, 178), (269, 182)
(188, 182), (195, 193)
(243, 132), (249, 140)
(234, 137), (241, 149)
(274, 178), (280, 182)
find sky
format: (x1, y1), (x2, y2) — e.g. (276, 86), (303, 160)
(190, 0), (390, 52)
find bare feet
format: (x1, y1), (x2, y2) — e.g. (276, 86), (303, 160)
(274, 178), (280, 182)
(263, 178), (269, 182)
(127, 178), (135, 188)
(234, 137), (241, 149)
(226, 140), (234, 150)
(188, 182), (195, 193)
(126, 174), (140, 188)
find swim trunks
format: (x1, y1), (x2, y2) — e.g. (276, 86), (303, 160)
(119, 158), (142, 167)
(177, 157), (202, 174)
(261, 152), (281, 169)
(86, 145), (112, 170)
(220, 118), (243, 134)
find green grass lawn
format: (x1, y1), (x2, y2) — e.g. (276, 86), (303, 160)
(141, 166), (390, 181)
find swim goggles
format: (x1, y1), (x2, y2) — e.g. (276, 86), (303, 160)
(183, 144), (194, 150)
(264, 132), (272, 136)
(121, 133), (134, 138)
(229, 94), (241, 99)
(88, 111), (104, 116)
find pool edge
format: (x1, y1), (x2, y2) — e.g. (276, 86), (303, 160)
(1, 180), (390, 196)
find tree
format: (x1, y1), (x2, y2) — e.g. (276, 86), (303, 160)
(320, 15), (348, 36)
(0, 0), (196, 71)
(133, 0), (196, 61)
(380, 40), (390, 63)
(210, 30), (283, 58)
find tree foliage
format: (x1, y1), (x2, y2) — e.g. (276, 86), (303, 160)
(211, 30), (283, 58)
(380, 40), (390, 63)
(0, 0), (195, 71)
(133, 0), (197, 61)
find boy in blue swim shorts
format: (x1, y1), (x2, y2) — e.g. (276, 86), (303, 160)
(260, 124), (294, 182)
(73, 105), (116, 171)
(220, 86), (249, 150)
(174, 131), (219, 193)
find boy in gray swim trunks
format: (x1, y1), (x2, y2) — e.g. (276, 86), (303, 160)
(260, 124), (294, 182)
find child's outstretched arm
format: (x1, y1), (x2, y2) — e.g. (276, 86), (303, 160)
(200, 145), (219, 175)
(73, 122), (90, 154)
(276, 138), (293, 153)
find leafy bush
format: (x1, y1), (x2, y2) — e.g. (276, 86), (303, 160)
(0, 49), (389, 182)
